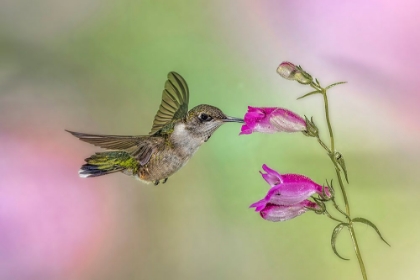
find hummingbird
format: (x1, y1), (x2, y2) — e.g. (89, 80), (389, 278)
(66, 71), (243, 185)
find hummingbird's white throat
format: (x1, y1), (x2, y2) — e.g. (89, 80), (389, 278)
(171, 123), (205, 156)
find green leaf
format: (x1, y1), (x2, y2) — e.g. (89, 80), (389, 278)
(336, 152), (349, 183)
(331, 223), (350, 260)
(352, 217), (390, 246)
(325, 81), (347, 90)
(297, 90), (321, 100)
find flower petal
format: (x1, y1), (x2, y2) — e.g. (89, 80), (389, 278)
(269, 108), (306, 132)
(240, 107), (305, 135)
(264, 182), (318, 206)
(249, 198), (268, 212)
(260, 164), (283, 186)
(239, 124), (253, 135)
(259, 200), (321, 222)
(260, 202), (308, 222)
(259, 170), (327, 205)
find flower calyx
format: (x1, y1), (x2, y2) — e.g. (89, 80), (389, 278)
(302, 116), (319, 137)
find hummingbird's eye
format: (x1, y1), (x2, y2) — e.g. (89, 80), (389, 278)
(199, 113), (212, 122)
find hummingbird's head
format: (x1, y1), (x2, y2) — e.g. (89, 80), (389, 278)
(184, 104), (244, 141)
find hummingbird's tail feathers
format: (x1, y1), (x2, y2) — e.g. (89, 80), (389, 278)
(79, 164), (123, 178)
(66, 130), (144, 150)
(79, 151), (139, 178)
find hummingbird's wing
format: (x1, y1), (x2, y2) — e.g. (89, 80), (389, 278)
(66, 130), (162, 166)
(66, 130), (144, 150)
(149, 71), (189, 135)
(127, 137), (164, 166)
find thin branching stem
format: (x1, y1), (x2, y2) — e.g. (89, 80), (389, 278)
(318, 84), (367, 280)
(317, 136), (341, 172)
(322, 89), (336, 157)
(332, 197), (350, 220)
(317, 138), (330, 152)
(349, 221), (367, 280)
(325, 210), (346, 223)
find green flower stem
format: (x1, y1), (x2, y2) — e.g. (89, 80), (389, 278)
(331, 197), (350, 220)
(316, 136), (342, 174)
(320, 86), (368, 280)
(325, 210), (346, 224)
(321, 89), (336, 156)
(317, 138), (330, 152)
(348, 220), (367, 280)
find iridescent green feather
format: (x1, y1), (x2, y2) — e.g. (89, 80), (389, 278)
(80, 151), (139, 177)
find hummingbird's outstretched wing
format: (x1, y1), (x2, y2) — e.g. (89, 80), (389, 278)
(150, 71), (189, 135)
(66, 130), (163, 166)
(66, 130), (144, 150)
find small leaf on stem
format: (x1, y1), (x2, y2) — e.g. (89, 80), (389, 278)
(297, 90), (321, 100)
(335, 152), (349, 183)
(352, 217), (391, 246)
(325, 81), (347, 90)
(331, 223), (350, 260)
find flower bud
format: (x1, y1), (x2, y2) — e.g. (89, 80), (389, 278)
(276, 62), (298, 80)
(277, 61), (313, 84)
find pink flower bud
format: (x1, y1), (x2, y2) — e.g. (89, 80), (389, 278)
(277, 61), (312, 84)
(276, 62), (299, 80)
(240, 107), (306, 135)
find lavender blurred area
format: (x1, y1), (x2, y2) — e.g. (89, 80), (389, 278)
(1, 1), (419, 279)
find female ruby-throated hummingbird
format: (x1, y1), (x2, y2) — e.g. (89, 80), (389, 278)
(67, 72), (243, 185)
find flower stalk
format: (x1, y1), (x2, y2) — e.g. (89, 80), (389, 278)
(245, 61), (389, 280)
(315, 80), (367, 280)
(294, 63), (369, 278)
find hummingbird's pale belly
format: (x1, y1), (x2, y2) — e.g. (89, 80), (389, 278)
(138, 155), (185, 182)
(137, 143), (200, 183)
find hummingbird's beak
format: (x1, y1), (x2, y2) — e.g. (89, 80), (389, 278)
(223, 116), (244, 123)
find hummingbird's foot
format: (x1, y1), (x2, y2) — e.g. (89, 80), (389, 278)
(154, 180), (160, 186)
(162, 178), (168, 184)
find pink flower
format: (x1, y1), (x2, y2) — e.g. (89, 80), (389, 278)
(250, 164), (330, 221)
(240, 106), (306, 135)
(259, 201), (320, 222)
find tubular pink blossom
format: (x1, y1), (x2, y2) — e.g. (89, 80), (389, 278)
(250, 164), (330, 221)
(240, 106), (306, 135)
(259, 201), (320, 222)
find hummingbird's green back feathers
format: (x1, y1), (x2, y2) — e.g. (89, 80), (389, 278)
(150, 72), (189, 135)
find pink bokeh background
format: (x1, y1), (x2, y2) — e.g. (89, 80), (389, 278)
(1, 1), (419, 279)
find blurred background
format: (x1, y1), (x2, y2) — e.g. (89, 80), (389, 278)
(1, 0), (419, 279)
